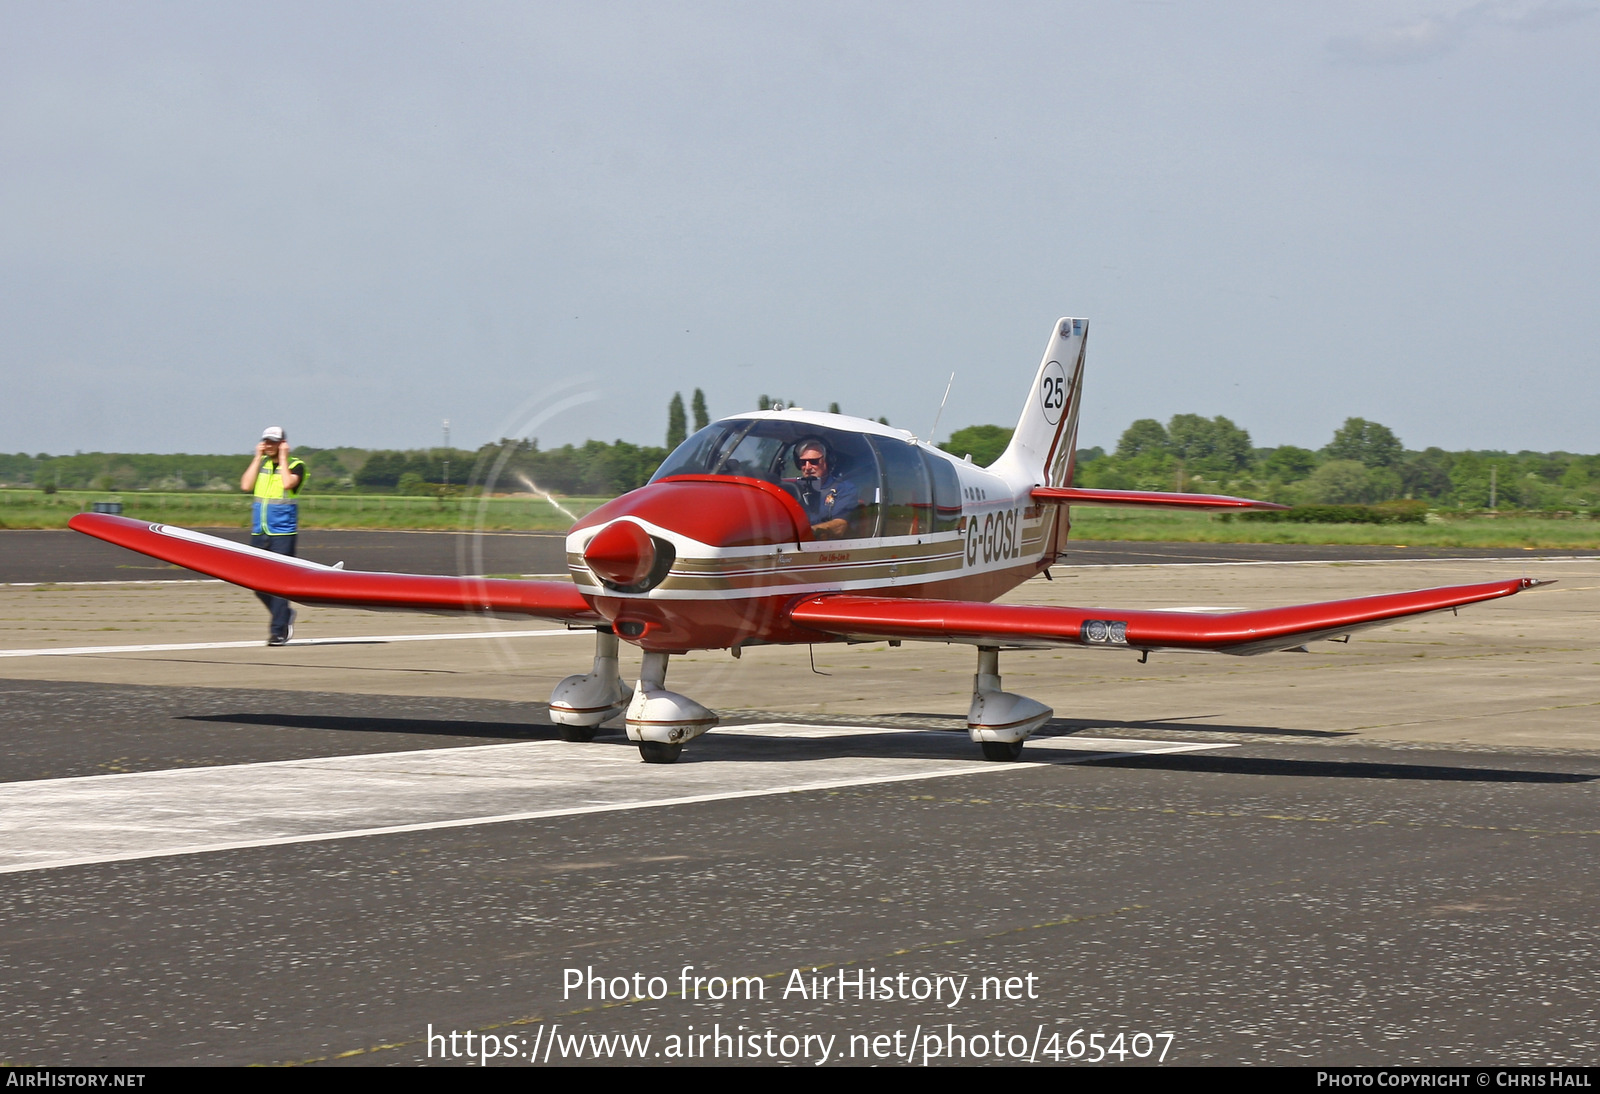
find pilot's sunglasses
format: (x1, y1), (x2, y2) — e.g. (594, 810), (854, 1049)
(798, 457), (824, 465)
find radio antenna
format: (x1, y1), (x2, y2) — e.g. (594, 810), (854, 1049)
(926, 372), (956, 443)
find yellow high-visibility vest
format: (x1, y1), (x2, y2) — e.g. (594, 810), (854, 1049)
(251, 458), (305, 535)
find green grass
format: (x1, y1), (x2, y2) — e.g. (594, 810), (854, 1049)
(0, 489), (606, 531)
(5, 489), (1598, 548)
(1066, 507), (1600, 549)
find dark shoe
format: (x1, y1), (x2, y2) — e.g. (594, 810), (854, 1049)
(267, 633), (288, 647)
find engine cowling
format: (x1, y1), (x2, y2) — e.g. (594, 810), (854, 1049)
(567, 475), (817, 649)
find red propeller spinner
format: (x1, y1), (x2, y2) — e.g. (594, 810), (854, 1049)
(582, 519), (656, 587)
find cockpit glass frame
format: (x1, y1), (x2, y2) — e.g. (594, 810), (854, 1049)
(652, 419), (958, 543)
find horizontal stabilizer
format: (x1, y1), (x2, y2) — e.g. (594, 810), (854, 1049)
(791, 578), (1547, 655)
(69, 513), (601, 623)
(1032, 486), (1288, 511)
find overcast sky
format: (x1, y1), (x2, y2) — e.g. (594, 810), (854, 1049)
(3, 0), (1596, 459)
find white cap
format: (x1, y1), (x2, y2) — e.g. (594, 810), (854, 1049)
(261, 426), (286, 442)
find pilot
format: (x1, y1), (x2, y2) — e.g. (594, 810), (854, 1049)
(793, 438), (859, 540)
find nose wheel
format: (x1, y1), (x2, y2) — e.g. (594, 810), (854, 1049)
(981, 740), (1025, 762)
(638, 741), (684, 764)
(625, 651), (717, 764)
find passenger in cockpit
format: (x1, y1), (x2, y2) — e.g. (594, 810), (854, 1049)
(793, 438), (859, 540)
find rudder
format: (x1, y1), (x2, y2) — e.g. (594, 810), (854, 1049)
(990, 317), (1088, 488)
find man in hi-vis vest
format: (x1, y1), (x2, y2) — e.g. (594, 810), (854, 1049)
(240, 426), (306, 646)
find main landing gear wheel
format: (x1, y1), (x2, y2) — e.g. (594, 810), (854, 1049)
(968, 648), (1050, 764)
(638, 741), (683, 764)
(558, 725), (598, 743)
(981, 740), (1025, 762)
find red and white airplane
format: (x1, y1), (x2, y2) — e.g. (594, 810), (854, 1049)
(72, 318), (1545, 763)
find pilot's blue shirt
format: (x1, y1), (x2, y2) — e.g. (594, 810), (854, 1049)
(797, 473), (859, 532)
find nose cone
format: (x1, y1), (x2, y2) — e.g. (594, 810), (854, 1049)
(583, 520), (657, 587)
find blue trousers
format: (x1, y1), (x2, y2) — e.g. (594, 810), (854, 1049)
(251, 533), (297, 637)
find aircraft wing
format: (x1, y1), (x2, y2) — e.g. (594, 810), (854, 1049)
(1032, 486), (1288, 511)
(68, 513), (602, 624)
(789, 578), (1546, 656)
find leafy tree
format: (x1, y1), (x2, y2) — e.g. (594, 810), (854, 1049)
(1208, 416), (1253, 470)
(1447, 452), (1493, 508)
(1075, 460), (1130, 489)
(666, 392), (687, 450)
(355, 451), (406, 489)
(1324, 418), (1403, 468)
(828, 402), (840, 415)
(1508, 470), (1559, 509)
(0, 453), (38, 483)
(1399, 448), (1453, 499)
(1560, 455), (1600, 490)
(1167, 414), (1252, 471)
(1115, 419), (1169, 459)
(691, 389), (709, 431)
(941, 425), (1013, 467)
(1261, 445), (1317, 482)
(470, 437), (670, 496)
(1303, 460), (1378, 504)
(757, 395), (772, 411)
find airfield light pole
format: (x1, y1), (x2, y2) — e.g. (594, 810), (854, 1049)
(443, 420), (450, 489)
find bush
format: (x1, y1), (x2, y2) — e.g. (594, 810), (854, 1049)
(1371, 499), (1429, 523)
(1242, 501), (1427, 525)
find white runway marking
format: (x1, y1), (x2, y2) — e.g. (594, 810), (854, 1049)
(0, 728), (1232, 875)
(0, 628), (589, 658)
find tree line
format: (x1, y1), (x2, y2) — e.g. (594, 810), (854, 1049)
(0, 389), (889, 498)
(944, 416), (1600, 511)
(0, 443), (672, 500)
(6, 407), (1597, 511)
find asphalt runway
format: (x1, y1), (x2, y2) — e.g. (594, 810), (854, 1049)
(1, 550), (1597, 1066)
(0, 527), (571, 583)
(1, 679), (1596, 1067)
(4, 526), (1596, 583)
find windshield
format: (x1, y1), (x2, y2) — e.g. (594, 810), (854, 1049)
(650, 418), (954, 541)
(652, 420), (875, 486)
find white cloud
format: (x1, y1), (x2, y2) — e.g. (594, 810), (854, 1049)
(1329, 0), (1597, 63)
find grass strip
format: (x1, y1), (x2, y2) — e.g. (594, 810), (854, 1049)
(4, 490), (1598, 548)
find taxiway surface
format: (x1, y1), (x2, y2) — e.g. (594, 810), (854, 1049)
(1, 538), (1597, 1066)
(6, 526), (1596, 583)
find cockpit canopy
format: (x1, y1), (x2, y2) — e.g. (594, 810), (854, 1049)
(650, 418), (961, 539)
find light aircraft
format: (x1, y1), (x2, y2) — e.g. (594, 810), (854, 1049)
(71, 318), (1546, 763)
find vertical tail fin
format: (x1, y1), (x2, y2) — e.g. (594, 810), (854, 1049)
(990, 317), (1088, 488)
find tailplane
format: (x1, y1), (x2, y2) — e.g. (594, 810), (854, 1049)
(989, 317), (1088, 487)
